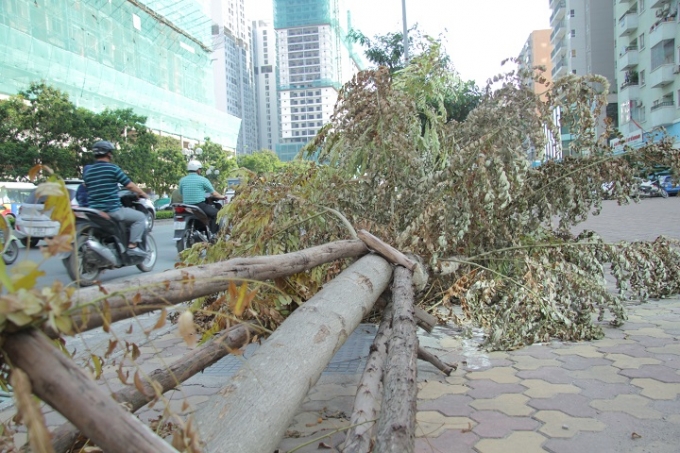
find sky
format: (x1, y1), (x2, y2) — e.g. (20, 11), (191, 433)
(246, 0), (551, 87)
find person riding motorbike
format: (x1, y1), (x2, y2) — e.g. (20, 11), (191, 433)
(178, 160), (225, 234)
(82, 140), (150, 257)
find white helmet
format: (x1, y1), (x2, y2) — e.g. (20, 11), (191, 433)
(187, 160), (203, 172)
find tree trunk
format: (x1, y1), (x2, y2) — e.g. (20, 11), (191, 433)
(358, 230), (415, 270)
(417, 347), (456, 376)
(194, 254), (393, 453)
(343, 304), (392, 453)
(3, 329), (177, 453)
(63, 240), (368, 334)
(375, 266), (418, 453)
(49, 323), (256, 453)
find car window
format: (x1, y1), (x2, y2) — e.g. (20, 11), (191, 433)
(24, 188), (76, 204)
(1, 188), (34, 204)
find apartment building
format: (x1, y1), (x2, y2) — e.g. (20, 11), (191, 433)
(210, 0), (258, 155)
(273, 0), (363, 161)
(0, 0), (241, 150)
(252, 20), (281, 152)
(614, 0), (680, 151)
(549, 0), (617, 155)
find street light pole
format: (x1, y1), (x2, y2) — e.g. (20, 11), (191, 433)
(402, 0), (409, 64)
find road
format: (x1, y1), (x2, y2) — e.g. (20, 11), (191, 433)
(11, 220), (179, 289)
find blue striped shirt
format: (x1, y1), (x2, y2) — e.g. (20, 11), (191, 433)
(179, 173), (215, 204)
(83, 161), (131, 212)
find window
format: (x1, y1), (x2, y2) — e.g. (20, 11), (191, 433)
(639, 0), (645, 12)
(571, 49), (577, 57)
(640, 69), (645, 85)
(572, 69), (577, 74)
(570, 30), (576, 37)
(639, 33), (645, 49)
(570, 9), (575, 17)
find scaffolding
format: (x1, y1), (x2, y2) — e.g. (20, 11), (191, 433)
(0, 0), (241, 149)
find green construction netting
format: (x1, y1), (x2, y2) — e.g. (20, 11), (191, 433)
(0, 0), (241, 149)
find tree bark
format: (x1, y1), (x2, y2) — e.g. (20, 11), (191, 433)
(417, 347), (457, 376)
(358, 230), (415, 270)
(194, 254), (393, 453)
(374, 293), (436, 333)
(63, 239), (368, 334)
(375, 266), (418, 453)
(3, 329), (177, 453)
(343, 304), (393, 453)
(48, 323), (257, 453)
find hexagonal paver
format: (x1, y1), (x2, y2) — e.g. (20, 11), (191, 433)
(553, 354), (612, 371)
(418, 380), (468, 400)
(466, 379), (527, 399)
(415, 411), (475, 438)
(552, 345), (604, 359)
(534, 410), (606, 438)
(624, 327), (673, 339)
(605, 353), (661, 369)
(569, 365), (628, 383)
(590, 394), (662, 419)
(415, 428), (479, 453)
(474, 431), (547, 453)
(516, 367), (574, 384)
(527, 393), (598, 417)
(470, 411), (539, 438)
(469, 394), (533, 416)
(648, 344), (680, 356)
(619, 365), (680, 383)
(519, 379), (580, 399)
(466, 367), (519, 384)
(631, 378), (680, 399)
(418, 394), (474, 417)
(510, 355), (561, 370)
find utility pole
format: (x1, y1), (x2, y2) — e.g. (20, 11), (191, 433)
(401, 0), (409, 64)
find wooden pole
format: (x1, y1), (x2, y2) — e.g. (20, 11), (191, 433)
(3, 329), (177, 453)
(358, 230), (415, 270)
(417, 347), (456, 376)
(49, 323), (257, 453)
(194, 254), (393, 453)
(375, 266), (418, 453)
(64, 240), (368, 334)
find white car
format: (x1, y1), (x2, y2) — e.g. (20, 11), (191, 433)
(15, 183), (80, 248)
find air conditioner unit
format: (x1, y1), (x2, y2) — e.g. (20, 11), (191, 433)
(674, 65), (680, 74)
(635, 100), (644, 108)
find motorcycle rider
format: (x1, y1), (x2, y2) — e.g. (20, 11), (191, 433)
(83, 140), (150, 257)
(178, 160), (225, 234)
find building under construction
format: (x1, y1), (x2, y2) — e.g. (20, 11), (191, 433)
(0, 0), (241, 150)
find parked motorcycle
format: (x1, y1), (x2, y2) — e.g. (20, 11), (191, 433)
(638, 177), (668, 198)
(172, 195), (226, 253)
(63, 191), (157, 286)
(0, 215), (19, 265)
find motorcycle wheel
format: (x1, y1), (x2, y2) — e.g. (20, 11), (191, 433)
(20, 237), (39, 248)
(63, 233), (101, 287)
(176, 229), (193, 254)
(661, 189), (669, 199)
(144, 209), (155, 232)
(2, 240), (19, 265)
(136, 235), (157, 272)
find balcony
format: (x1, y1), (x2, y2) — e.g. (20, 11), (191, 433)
(619, 46), (639, 69)
(650, 101), (677, 126)
(552, 58), (568, 79)
(649, 19), (677, 48)
(618, 12), (639, 37)
(550, 1), (566, 26)
(651, 0), (671, 8)
(551, 39), (567, 59)
(649, 64), (676, 87)
(619, 81), (640, 101)
(551, 21), (566, 42)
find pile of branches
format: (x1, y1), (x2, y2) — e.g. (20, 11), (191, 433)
(186, 45), (680, 351)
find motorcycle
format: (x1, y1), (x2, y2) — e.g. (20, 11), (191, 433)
(0, 215), (19, 265)
(638, 177), (668, 198)
(172, 195), (226, 253)
(63, 191), (157, 286)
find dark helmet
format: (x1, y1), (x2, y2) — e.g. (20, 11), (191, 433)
(92, 140), (115, 157)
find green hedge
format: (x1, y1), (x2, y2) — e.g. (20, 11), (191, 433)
(156, 210), (174, 220)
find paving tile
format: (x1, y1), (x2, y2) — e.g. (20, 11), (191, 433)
(571, 379), (637, 399)
(527, 393), (598, 418)
(590, 394), (662, 419)
(418, 394), (474, 417)
(534, 410), (605, 438)
(552, 344), (604, 359)
(285, 410), (351, 437)
(466, 367), (519, 384)
(630, 378), (680, 399)
(466, 379), (527, 399)
(516, 367), (574, 384)
(520, 379), (581, 399)
(552, 354), (611, 370)
(474, 431), (548, 453)
(418, 380), (469, 400)
(624, 327), (673, 339)
(469, 411), (539, 438)
(597, 342), (658, 357)
(509, 355), (561, 370)
(647, 343), (680, 355)
(415, 428), (479, 453)
(568, 365), (628, 384)
(415, 411), (475, 438)
(511, 344), (560, 360)
(469, 394), (533, 416)
(618, 364), (680, 383)
(605, 353), (661, 369)
(306, 383), (358, 401)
